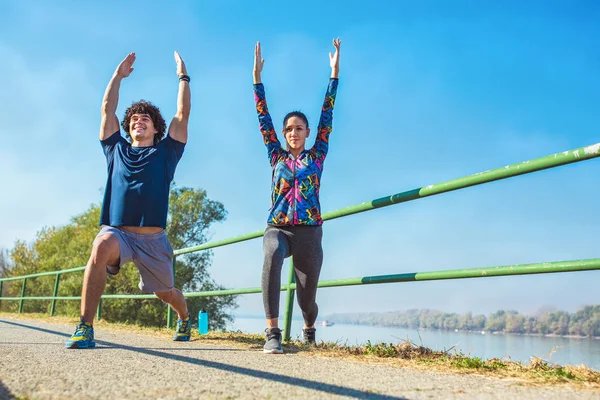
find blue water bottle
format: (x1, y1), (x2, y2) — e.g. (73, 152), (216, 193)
(198, 309), (209, 334)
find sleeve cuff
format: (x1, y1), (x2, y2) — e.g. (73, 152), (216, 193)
(166, 133), (187, 146)
(100, 131), (122, 145)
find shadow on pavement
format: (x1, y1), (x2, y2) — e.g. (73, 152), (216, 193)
(0, 378), (17, 400)
(1, 319), (408, 400)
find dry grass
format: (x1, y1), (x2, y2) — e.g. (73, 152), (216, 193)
(3, 312), (599, 390)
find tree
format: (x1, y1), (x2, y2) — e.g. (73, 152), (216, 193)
(0, 248), (11, 278)
(459, 312), (474, 331)
(505, 311), (525, 334)
(6, 186), (237, 329)
(523, 316), (536, 334)
(442, 313), (459, 330)
(486, 310), (507, 332)
(472, 314), (487, 330)
(0, 248), (11, 309)
(166, 186), (235, 329)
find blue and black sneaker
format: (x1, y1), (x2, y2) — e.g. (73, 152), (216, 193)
(173, 313), (192, 342)
(302, 327), (316, 344)
(263, 327), (283, 354)
(65, 319), (95, 349)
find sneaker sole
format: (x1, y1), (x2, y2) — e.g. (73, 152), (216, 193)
(65, 341), (96, 349)
(263, 348), (284, 354)
(173, 336), (191, 342)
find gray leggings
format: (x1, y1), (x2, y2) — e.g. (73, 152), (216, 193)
(262, 225), (323, 327)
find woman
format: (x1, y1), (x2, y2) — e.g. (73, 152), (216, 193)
(253, 39), (340, 354)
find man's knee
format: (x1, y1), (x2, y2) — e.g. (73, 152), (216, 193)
(90, 234), (120, 265)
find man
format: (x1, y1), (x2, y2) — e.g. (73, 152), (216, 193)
(65, 51), (192, 349)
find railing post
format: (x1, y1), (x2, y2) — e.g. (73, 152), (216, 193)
(50, 274), (60, 316)
(283, 259), (296, 341)
(97, 298), (102, 320)
(0, 280), (3, 311)
(167, 255), (176, 329)
(18, 278), (27, 313)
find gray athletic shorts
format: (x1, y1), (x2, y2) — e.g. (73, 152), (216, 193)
(94, 225), (175, 293)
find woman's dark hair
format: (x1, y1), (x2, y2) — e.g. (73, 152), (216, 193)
(283, 111), (309, 129)
(122, 100), (167, 145)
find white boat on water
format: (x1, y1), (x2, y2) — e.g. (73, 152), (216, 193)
(317, 320), (334, 327)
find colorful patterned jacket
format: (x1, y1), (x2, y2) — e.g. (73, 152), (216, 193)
(253, 78), (338, 226)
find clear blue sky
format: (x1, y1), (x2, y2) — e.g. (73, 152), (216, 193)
(0, 0), (598, 316)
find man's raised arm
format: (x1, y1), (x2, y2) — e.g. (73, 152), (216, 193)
(168, 51), (191, 144)
(100, 52), (136, 140)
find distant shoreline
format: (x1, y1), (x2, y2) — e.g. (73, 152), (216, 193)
(323, 306), (600, 340)
(324, 321), (600, 340)
(231, 316), (600, 339)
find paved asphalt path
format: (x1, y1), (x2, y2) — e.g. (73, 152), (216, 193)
(0, 317), (597, 399)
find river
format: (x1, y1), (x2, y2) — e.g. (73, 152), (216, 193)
(228, 317), (600, 370)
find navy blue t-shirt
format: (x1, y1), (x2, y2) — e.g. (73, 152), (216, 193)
(100, 132), (185, 228)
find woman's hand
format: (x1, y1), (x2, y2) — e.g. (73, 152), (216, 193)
(254, 42), (264, 84)
(330, 38), (341, 78)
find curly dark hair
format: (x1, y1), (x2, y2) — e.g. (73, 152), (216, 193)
(121, 100), (167, 145)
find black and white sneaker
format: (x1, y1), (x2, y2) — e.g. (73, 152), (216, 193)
(302, 327), (316, 344)
(263, 327), (284, 354)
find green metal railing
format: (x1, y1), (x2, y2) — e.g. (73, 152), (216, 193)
(2, 142), (600, 340)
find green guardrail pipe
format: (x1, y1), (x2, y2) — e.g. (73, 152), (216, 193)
(50, 274), (60, 316)
(1, 258), (598, 302)
(0, 266), (86, 282)
(318, 258), (600, 287)
(174, 230), (265, 256)
(167, 256), (177, 329)
(97, 298), (102, 320)
(322, 143), (600, 221)
(18, 278), (27, 313)
(283, 259), (296, 341)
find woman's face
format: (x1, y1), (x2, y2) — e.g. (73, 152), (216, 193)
(283, 116), (310, 151)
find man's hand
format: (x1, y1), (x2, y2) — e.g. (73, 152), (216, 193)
(100, 53), (134, 140)
(174, 51), (188, 76)
(329, 38), (341, 79)
(169, 51), (191, 144)
(116, 53), (136, 78)
(253, 42), (264, 84)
